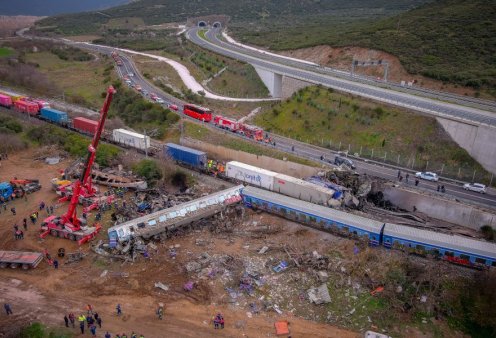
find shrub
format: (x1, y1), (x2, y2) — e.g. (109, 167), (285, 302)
(133, 159), (163, 185)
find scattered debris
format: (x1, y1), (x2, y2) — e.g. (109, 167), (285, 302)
(154, 282), (169, 292)
(307, 284), (332, 305)
(45, 157), (60, 165)
(258, 246), (269, 254)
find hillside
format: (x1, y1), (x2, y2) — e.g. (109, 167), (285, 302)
(2, 0), (131, 16)
(234, 0), (496, 94)
(35, 0), (430, 35)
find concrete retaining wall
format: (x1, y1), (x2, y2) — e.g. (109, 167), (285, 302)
(181, 137), (321, 178)
(437, 117), (496, 175)
(383, 186), (496, 230)
(282, 76), (311, 99)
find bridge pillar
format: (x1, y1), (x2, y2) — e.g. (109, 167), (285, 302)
(253, 66), (282, 98)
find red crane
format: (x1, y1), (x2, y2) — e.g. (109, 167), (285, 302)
(40, 86), (116, 244)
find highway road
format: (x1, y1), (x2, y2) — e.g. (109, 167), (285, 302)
(217, 30), (496, 113)
(187, 28), (496, 127)
(32, 36), (496, 209)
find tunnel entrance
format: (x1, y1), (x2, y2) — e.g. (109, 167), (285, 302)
(198, 21), (207, 28)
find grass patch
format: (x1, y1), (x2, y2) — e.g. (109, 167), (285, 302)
(25, 51), (117, 109)
(0, 47), (13, 57)
(209, 63), (269, 98)
(255, 86), (491, 183)
(183, 121), (317, 167)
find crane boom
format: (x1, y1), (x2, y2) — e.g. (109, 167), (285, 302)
(62, 86), (115, 229)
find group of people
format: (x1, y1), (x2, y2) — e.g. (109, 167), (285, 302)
(398, 170), (420, 186)
(71, 304), (105, 337)
(213, 313), (225, 329)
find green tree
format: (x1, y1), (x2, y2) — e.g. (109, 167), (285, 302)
(133, 159), (163, 185)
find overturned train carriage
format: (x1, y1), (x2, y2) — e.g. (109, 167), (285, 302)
(241, 186), (383, 245)
(240, 186), (496, 268)
(108, 185), (243, 243)
(383, 223), (496, 268)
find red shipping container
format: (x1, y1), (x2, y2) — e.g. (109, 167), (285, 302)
(0, 94), (13, 108)
(14, 100), (39, 115)
(73, 117), (99, 135)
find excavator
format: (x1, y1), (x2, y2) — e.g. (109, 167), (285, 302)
(40, 86), (115, 245)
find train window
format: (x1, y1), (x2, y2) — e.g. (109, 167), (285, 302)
(475, 258), (486, 265)
(492, 261), (496, 267)
(279, 207), (287, 214)
(445, 251), (454, 257)
(263, 202), (268, 208)
(416, 245), (425, 251)
(309, 216), (316, 223)
(430, 249), (440, 256)
(385, 238), (390, 243)
(460, 254), (470, 261)
(371, 236), (376, 241)
(352, 230), (358, 235)
(342, 226), (349, 232)
(245, 197), (251, 203)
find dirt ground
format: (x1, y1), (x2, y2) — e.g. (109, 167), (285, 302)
(279, 45), (479, 97)
(0, 150), (360, 338)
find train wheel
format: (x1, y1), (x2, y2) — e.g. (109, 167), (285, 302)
(22, 264), (29, 270)
(69, 234), (76, 241)
(50, 229), (58, 237)
(0, 262), (7, 268)
(10, 263), (19, 269)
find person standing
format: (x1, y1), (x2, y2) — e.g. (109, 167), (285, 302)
(64, 315), (69, 327)
(90, 324), (97, 337)
(116, 304), (122, 316)
(397, 170), (401, 179)
(96, 315), (102, 328)
(23, 218), (27, 231)
(4, 303), (13, 315)
(105, 332), (111, 338)
(10, 207), (16, 216)
(53, 260), (59, 269)
(79, 321), (85, 334)
(68, 312), (75, 328)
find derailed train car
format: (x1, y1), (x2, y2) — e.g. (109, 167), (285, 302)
(241, 186), (496, 268)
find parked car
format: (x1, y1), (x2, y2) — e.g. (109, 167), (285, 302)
(415, 172), (439, 182)
(463, 183), (486, 194)
(168, 104), (178, 111)
(156, 98), (165, 104)
(334, 156), (356, 169)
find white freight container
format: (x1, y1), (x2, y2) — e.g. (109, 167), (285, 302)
(274, 174), (335, 206)
(112, 129), (150, 150)
(225, 161), (276, 190)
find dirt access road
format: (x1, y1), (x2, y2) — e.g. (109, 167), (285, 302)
(0, 150), (359, 338)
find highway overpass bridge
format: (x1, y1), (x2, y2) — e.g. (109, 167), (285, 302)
(187, 27), (496, 175)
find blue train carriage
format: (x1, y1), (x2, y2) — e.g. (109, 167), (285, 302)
(40, 107), (69, 126)
(241, 186), (384, 245)
(383, 223), (496, 268)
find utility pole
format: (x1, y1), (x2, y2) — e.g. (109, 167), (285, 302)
(143, 129), (148, 158)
